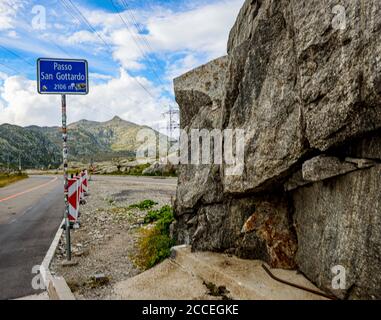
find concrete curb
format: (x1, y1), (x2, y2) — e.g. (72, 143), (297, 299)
(40, 219), (75, 300)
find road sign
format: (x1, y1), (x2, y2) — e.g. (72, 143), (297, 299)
(37, 58), (89, 95)
(37, 57), (89, 262)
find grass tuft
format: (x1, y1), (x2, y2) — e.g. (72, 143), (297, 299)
(133, 205), (175, 270)
(144, 205), (173, 225)
(129, 199), (158, 211)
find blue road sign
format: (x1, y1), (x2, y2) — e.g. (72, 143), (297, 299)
(37, 58), (89, 95)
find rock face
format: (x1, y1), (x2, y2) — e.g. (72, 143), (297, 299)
(173, 0), (381, 299)
(293, 165), (381, 300)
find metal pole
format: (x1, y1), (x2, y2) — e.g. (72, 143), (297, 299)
(62, 94), (71, 261)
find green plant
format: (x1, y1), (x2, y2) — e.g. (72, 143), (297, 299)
(129, 199), (158, 211)
(104, 163), (151, 176)
(134, 205), (175, 270)
(144, 205), (173, 225)
(127, 163), (151, 176)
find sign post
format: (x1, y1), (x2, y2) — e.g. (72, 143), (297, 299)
(37, 58), (89, 262)
(61, 94), (71, 261)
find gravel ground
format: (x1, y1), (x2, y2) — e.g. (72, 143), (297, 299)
(50, 175), (177, 300)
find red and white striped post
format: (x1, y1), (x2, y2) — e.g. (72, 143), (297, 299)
(68, 178), (79, 223)
(83, 170), (88, 195)
(76, 175), (81, 209)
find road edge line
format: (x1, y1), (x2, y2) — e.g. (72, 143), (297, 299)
(0, 176), (58, 203)
(40, 218), (75, 300)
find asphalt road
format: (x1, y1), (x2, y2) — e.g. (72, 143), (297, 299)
(0, 175), (64, 300)
(0, 174), (178, 300)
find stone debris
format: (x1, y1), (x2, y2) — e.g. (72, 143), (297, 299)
(50, 176), (176, 299)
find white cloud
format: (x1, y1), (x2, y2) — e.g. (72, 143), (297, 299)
(165, 53), (204, 81)
(0, 71), (8, 81)
(0, 75), (60, 126)
(0, 0), (244, 130)
(110, 28), (145, 70)
(146, 0), (242, 57)
(90, 73), (113, 81)
(0, 3), (16, 31)
(0, 0), (25, 31)
(7, 30), (18, 38)
(0, 70), (167, 131)
(84, 0), (243, 73)
(66, 30), (102, 45)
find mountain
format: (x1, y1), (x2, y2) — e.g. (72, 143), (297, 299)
(0, 116), (167, 169)
(0, 124), (61, 169)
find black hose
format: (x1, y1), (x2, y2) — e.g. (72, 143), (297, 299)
(261, 264), (338, 300)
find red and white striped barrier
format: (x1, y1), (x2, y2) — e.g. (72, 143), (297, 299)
(85, 170), (89, 193)
(82, 171), (88, 195)
(76, 174), (83, 203)
(68, 179), (79, 222)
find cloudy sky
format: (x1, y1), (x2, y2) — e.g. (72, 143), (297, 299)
(0, 0), (243, 132)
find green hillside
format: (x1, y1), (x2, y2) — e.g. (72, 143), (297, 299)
(0, 116), (168, 169)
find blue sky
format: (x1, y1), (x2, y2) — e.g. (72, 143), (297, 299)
(0, 0), (243, 131)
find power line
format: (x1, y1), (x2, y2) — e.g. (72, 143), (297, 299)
(51, 42), (72, 58)
(1, 0), (73, 60)
(109, 0), (164, 86)
(114, 0), (165, 84)
(119, 0), (164, 81)
(0, 3), (34, 68)
(59, 0), (86, 27)
(120, 0), (157, 59)
(0, 60), (21, 74)
(61, 0), (157, 100)
(64, 0), (114, 52)
(0, 44), (34, 67)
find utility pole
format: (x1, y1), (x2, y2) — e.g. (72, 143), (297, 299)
(162, 104), (180, 145)
(18, 152), (21, 172)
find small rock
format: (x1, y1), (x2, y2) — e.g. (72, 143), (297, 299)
(74, 249), (90, 257)
(87, 273), (110, 288)
(302, 155), (357, 182)
(61, 260), (79, 267)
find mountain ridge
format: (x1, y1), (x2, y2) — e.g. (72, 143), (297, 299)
(0, 116), (165, 169)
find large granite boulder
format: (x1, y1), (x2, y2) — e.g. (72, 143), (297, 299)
(174, 57), (227, 215)
(173, 0), (381, 299)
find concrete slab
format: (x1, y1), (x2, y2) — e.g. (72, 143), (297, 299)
(112, 245), (328, 300)
(16, 292), (49, 300)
